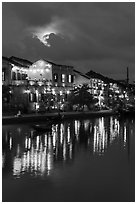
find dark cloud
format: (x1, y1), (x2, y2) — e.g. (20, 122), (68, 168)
(3, 3), (58, 26)
(2, 2), (135, 82)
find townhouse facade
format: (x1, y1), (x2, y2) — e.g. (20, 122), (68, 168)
(2, 56), (132, 113)
(2, 57), (74, 112)
(86, 70), (131, 108)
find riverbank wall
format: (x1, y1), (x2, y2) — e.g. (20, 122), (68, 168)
(2, 110), (117, 125)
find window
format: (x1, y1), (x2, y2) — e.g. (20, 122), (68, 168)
(67, 74), (72, 83)
(71, 75), (74, 83)
(67, 74), (73, 83)
(41, 93), (45, 101)
(17, 71), (21, 80)
(29, 93), (36, 102)
(12, 72), (16, 80)
(22, 73), (27, 80)
(29, 93), (33, 102)
(38, 93), (41, 102)
(53, 73), (58, 82)
(2, 71), (5, 81)
(61, 74), (65, 82)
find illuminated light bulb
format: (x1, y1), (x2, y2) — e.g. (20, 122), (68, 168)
(45, 68), (50, 72)
(24, 90), (30, 94)
(9, 137), (12, 149)
(12, 66), (18, 71)
(41, 69), (44, 73)
(52, 89), (55, 95)
(47, 64), (51, 68)
(29, 81), (35, 85)
(37, 69), (40, 72)
(33, 70), (36, 73)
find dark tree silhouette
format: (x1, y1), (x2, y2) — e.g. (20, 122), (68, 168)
(2, 85), (11, 103)
(68, 84), (98, 110)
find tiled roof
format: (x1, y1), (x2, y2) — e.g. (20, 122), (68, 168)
(2, 56), (9, 61)
(43, 59), (73, 68)
(9, 59), (26, 67)
(10, 56), (32, 67)
(2, 56), (22, 67)
(74, 69), (90, 79)
(86, 70), (127, 88)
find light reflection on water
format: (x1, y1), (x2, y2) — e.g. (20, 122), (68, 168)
(2, 116), (134, 179)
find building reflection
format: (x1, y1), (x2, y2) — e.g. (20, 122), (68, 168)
(91, 117), (120, 155)
(2, 116), (133, 178)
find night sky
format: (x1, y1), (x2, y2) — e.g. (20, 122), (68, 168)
(2, 2), (135, 82)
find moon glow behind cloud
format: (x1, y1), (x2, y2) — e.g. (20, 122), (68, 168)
(30, 17), (65, 47)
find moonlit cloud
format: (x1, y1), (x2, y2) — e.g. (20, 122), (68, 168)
(29, 17), (66, 47)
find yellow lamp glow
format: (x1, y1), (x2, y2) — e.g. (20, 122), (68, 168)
(45, 68), (50, 72)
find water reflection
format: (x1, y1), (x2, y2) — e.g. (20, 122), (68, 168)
(2, 116), (134, 179)
(92, 117), (120, 154)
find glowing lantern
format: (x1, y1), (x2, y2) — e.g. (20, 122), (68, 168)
(45, 68), (50, 72)
(37, 81), (44, 86)
(52, 89), (55, 95)
(12, 66), (18, 71)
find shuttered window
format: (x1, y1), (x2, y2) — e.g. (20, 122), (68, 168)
(61, 74), (65, 82)
(53, 73), (58, 82)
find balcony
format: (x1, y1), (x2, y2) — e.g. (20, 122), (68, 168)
(11, 80), (28, 86)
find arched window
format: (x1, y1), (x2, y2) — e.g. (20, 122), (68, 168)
(12, 72), (16, 80)
(17, 71), (21, 80)
(22, 73), (27, 80)
(29, 93), (37, 102)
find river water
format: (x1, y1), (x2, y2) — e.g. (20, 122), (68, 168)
(2, 115), (135, 202)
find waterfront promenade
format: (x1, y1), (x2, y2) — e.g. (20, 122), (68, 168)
(2, 109), (116, 124)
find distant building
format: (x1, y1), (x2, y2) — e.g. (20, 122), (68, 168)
(73, 69), (108, 107)
(86, 69), (130, 107)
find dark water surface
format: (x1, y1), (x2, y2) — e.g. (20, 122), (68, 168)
(2, 116), (135, 202)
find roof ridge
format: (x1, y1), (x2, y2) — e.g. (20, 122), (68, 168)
(86, 69), (127, 87)
(74, 69), (90, 79)
(10, 56), (32, 64)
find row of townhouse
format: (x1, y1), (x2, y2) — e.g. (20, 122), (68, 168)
(2, 56), (132, 113)
(2, 56), (75, 112)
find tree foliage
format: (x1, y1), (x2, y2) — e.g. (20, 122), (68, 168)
(2, 85), (11, 103)
(68, 84), (98, 110)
